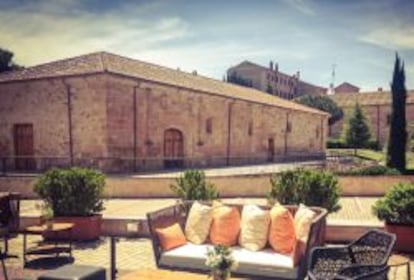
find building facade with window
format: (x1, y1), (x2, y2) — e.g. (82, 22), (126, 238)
(328, 90), (414, 146)
(227, 61), (327, 99)
(0, 52), (328, 172)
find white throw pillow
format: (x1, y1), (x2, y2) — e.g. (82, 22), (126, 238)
(239, 204), (270, 251)
(294, 204), (316, 242)
(185, 201), (213, 244)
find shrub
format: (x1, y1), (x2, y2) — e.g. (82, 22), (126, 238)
(170, 169), (219, 201)
(372, 183), (414, 225)
(338, 165), (401, 176)
(34, 167), (105, 217)
(327, 138), (347, 149)
(268, 169), (341, 213)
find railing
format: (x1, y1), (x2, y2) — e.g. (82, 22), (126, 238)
(0, 153), (326, 175)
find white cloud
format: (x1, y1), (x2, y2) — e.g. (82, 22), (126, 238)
(0, 1), (192, 66)
(360, 27), (414, 50)
(281, 0), (316, 16)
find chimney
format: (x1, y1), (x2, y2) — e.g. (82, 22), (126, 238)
(269, 61), (274, 71)
(192, 70), (197, 75)
(275, 63), (278, 72)
(296, 71), (300, 80)
(378, 87), (383, 92)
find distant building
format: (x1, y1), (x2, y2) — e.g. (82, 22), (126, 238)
(329, 90), (414, 146)
(227, 61), (327, 100)
(334, 82), (360, 94)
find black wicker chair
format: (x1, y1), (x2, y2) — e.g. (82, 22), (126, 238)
(0, 247), (8, 280)
(0, 192), (20, 257)
(308, 229), (395, 280)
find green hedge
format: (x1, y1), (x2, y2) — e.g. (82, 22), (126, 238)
(268, 169), (341, 213)
(327, 138), (380, 150)
(338, 165), (401, 176)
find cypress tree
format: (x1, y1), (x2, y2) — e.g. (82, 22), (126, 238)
(345, 102), (371, 155)
(386, 53), (407, 171)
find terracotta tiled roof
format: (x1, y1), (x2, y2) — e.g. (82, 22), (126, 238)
(330, 90), (414, 107)
(0, 52), (327, 116)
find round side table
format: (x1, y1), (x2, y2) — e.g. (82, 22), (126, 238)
(388, 254), (411, 280)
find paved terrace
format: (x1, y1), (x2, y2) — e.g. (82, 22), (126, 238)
(3, 197), (413, 279)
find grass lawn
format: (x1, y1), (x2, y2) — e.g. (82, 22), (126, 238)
(328, 148), (414, 169)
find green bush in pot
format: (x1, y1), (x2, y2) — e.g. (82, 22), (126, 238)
(372, 183), (414, 225)
(170, 169), (219, 201)
(268, 168), (341, 213)
(34, 167), (105, 217)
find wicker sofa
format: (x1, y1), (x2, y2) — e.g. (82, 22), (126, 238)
(147, 201), (328, 280)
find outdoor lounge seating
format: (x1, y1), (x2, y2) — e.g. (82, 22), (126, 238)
(0, 192), (20, 257)
(147, 201), (328, 279)
(308, 229), (396, 280)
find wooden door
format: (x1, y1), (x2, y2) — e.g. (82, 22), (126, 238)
(14, 124), (35, 170)
(267, 138), (275, 162)
(164, 129), (184, 168)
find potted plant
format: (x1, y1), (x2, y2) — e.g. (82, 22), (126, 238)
(372, 183), (414, 252)
(34, 167), (106, 241)
(206, 245), (238, 280)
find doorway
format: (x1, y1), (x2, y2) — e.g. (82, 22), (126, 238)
(14, 124), (35, 170)
(267, 138), (275, 162)
(164, 128), (184, 169)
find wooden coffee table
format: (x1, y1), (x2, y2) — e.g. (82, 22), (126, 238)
(120, 269), (247, 280)
(22, 222), (74, 266)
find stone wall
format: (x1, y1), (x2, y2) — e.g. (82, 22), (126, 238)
(330, 103), (414, 146)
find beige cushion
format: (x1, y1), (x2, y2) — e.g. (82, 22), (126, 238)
(239, 204), (270, 251)
(185, 201), (213, 244)
(294, 204), (316, 242)
(160, 243), (298, 279)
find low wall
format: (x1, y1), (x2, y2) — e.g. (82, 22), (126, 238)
(1, 174), (414, 199)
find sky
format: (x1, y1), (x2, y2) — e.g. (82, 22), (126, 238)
(0, 0), (413, 91)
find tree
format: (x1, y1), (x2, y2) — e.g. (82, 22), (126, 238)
(295, 95), (343, 125)
(345, 102), (371, 154)
(266, 83), (273, 94)
(0, 48), (22, 72)
(227, 71), (253, 88)
(386, 53), (407, 171)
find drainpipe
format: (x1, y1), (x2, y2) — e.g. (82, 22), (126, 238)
(132, 84), (140, 172)
(284, 111), (290, 156)
(376, 105), (380, 143)
(226, 100), (235, 166)
(62, 79), (74, 166)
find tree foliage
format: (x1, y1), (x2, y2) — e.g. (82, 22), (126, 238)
(295, 95), (343, 125)
(386, 53), (407, 172)
(0, 47), (22, 72)
(268, 168), (341, 213)
(227, 71), (253, 88)
(170, 169), (219, 201)
(345, 103), (371, 149)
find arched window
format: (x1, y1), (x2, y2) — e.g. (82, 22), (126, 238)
(206, 118), (213, 134)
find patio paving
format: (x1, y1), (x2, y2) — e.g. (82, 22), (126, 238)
(3, 197), (413, 279)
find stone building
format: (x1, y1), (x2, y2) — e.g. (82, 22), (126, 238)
(329, 90), (414, 146)
(227, 61), (327, 99)
(334, 82), (360, 94)
(0, 52), (328, 172)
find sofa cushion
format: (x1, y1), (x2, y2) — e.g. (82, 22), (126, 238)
(210, 203), (240, 246)
(160, 243), (298, 279)
(155, 223), (187, 251)
(268, 204), (296, 254)
(185, 201), (213, 244)
(294, 204), (316, 242)
(239, 204), (270, 251)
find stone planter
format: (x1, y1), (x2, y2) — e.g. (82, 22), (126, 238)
(385, 223), (414, 253)
(43, 214), (102, 241)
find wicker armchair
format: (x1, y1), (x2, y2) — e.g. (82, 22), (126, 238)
(0, 247), (8, 280)
(0, 192), (20, 256)
(308, 229), (395, 280)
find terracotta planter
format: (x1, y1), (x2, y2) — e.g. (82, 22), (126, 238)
(385, 223), (414, 253)
(43, 214), (102, 241)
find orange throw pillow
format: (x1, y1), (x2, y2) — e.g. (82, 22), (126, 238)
(155, 223), (187, 251)
(268, 204), (297, 254)
(210, 204), (241, 246)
